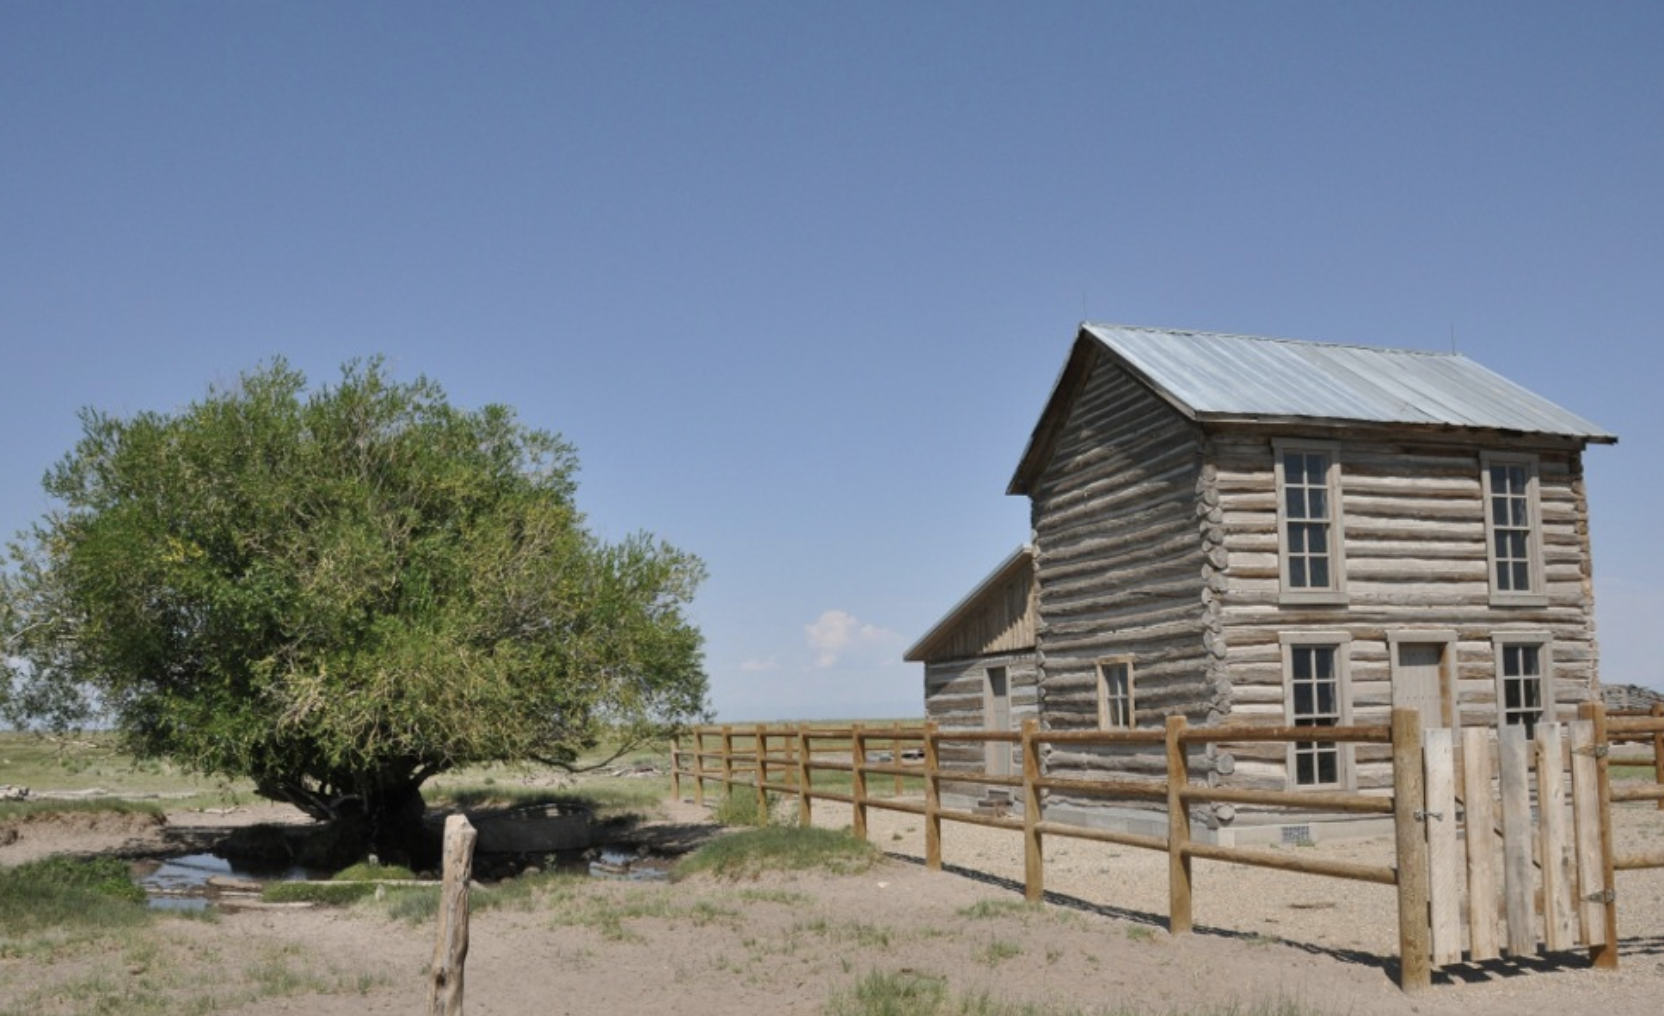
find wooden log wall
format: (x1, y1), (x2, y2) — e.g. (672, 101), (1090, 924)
(1027, 354), (1215, 810)
(1208, 426), (1599, 801)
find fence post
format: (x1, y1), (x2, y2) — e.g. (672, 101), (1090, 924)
(1583, 701), (1620, 969)
(797, 727), (813, 827)
(754, 723), (770, 819)
(427, 814), (477, 1016)
(1165, 714), (1192, 935)
(1022, 718), (1043, 902)
(1652, 703), (1664, 812)
(721, 725), (735, 803)
(1391, 707), (1431, 993)
(924, 722), (942, 870)
(670, 736), (682, 802)
(893, 723), (905, 797)
(852, 723), (869, 842)
(692, 728), (706, 807)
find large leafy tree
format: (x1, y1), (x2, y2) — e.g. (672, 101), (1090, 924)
(1, 360), (708, 861)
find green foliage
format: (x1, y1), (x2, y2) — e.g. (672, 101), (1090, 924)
(6, 855), (148, 905)
(677, 824), (878, 879)
(1, 359), (709, 855)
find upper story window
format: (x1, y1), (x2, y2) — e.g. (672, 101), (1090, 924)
(1274, 441), (1347, 605)
(1281, 633), (1352, 789)
(1096, 658), (1134, 729)
(1493, 634), (1553, 739)
(1482, 453), (1546, 606)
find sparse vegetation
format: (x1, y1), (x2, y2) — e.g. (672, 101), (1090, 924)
(678, 824), (878, 879)
(824, 970), (1334, 1016)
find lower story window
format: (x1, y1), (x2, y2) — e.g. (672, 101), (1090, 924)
(1496, 638), (1552, 739)
(1097, 658), (1134, 729)
(1282, 634), (1351, 789)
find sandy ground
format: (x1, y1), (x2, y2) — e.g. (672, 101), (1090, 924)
(4, 795), (1664, 1015)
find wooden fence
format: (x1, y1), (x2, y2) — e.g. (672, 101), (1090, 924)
(671, 703), (1664, 993)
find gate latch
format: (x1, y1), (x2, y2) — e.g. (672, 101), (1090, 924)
(1414, 809), (1443, 822)
(1573, 744), (1610, 758)
(1584, 888), (1616, 904)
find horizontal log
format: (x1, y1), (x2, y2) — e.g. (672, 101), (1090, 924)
(1036, 729), (1167, 746)
(1035, 775), (1168, 800)
(1178, 723), (1392, 745)
(1035, 821), (1167, 853)
(1610, 784), (1664, 803)
(1181, 842), (1397, 886)
(1179, 785), (1394, 815)
(1614, 850), (1664, 871)
(938, 808), (1027, 833)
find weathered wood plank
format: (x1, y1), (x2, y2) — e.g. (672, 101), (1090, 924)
(1498, 726), (1537, 957)
(1461, 727), (1500, 963)
(1569, 719), (1606, 948)
(1423, 729), (1462, 966)
(1536, 724), (1577, 951)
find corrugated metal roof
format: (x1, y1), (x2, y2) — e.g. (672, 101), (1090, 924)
(1083, 323), (1616, 442)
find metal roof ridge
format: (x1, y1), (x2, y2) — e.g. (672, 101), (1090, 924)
(1083, 321), (1464, 360)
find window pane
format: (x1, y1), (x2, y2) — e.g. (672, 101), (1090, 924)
(1308, 555), (1330, 589)
(1308, 487), (1327, 519)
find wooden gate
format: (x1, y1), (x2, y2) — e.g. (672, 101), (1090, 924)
(1421, 721), (1610, 966)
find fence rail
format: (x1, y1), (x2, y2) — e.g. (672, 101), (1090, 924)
(672, 704), (1664, 993)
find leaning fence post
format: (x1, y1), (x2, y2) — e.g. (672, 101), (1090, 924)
(1392, 707), (1431, 993)
(924, 722), (942, 870)
(1583, 701), (1620, 969)
(428, 814), (477, 1016)
(670, 736), (682, 803)
(851, 723), (869, 842)
(1022, 718), (1043, 902)
(1165, 714), (1192, 935)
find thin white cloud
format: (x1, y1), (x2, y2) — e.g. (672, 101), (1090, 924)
(805, 609), (901, 668)
(739, 656), (778, 673)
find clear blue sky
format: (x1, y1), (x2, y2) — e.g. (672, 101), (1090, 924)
(3, 3), (1660, 719)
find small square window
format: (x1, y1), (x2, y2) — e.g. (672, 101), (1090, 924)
(1097, 659), (1134, 729)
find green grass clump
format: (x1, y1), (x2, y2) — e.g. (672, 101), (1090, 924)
(711, 788), (779, 827)
(262, 859), (423, 905)
(678, 824), (877, 879)
(0, 855), (150, 952)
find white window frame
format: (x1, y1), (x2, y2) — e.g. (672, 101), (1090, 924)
(1281, 632), (1353, 790)
(1096, 656), (1135, 730)
(1491, 632), (1554, 738)
(1481, 452), (1547, 607)
(1274, 440), (1348, 606)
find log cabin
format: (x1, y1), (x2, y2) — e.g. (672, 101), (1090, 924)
(911, 323), (1617, 842)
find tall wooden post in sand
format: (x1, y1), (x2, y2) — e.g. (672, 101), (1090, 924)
(429, 814), (477, 1016)
(1391, 708), (1430, 993)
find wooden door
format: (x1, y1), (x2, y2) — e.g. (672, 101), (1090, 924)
(1393, 642), (1452, 729)
(985, 667), (1011, 777)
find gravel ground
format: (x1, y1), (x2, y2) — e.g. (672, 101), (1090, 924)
(803, 789), (1664, 991)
